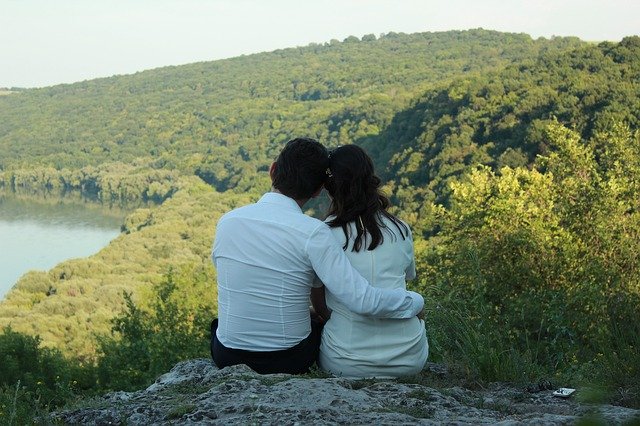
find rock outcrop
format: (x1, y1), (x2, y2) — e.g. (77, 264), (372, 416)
(56, 359), (640, 425)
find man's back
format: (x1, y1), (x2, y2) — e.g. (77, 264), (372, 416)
(213, 192), (323, 351)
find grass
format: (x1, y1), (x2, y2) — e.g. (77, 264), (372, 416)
(406, 389), (437, 402)
(301, 365), (332, 379)
(425, 298), (640, 409)
(165, 403), (196, 420)
(397, 363), (485, 392)
(343, 378), (379, 390)
(161, 381), (211, 396)
(8, 381), (20, 426)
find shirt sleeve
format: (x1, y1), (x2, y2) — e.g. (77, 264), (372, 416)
(405, 258), (417, 281)
(311, 272), (323, 288)
(306, 223), (423, 318)
(405, 229), (417, 281)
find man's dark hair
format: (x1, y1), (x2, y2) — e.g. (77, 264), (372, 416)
(272, 137), (329, 199)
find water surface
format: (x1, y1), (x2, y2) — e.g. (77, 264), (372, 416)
(0, 195), (124, 299)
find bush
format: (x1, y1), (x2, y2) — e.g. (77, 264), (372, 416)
(96, 267), (215, 391)
(414, 122), (640, 406)
(0, 327), (96, 424)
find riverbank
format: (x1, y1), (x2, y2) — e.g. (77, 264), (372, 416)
(0, 194), (124, 299)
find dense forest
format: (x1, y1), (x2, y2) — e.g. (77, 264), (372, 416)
(0, 30), (639, 421)
(0, 30), (584, 199)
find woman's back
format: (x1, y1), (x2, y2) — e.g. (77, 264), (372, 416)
(319, 214), (428, 378)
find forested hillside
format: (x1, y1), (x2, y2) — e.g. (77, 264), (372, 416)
(1, 30), (639, 420)
(0, 30), (583, 199)
(364, 36), (640, 231)
(0, 29), (593, 353)
(0, 180), (252, 356)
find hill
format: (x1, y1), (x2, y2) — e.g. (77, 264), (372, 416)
(0, 29), (598, 357)
(364, 36), (640, 227)
(0, 30), (584, 199)
(1, 30), (639, 419)
(0, 179), (252, 356)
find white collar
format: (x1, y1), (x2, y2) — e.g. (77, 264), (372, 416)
(258, 192), (303, 213)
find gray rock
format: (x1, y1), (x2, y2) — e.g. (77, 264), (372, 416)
(55, 359), (640, 425)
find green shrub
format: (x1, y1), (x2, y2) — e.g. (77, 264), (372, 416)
(0, 327), (97, 424)
(96, 267), (215, 391)
(414, 123), (640, 406)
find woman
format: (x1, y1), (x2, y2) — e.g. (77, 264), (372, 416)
(313, 144), (428, 378)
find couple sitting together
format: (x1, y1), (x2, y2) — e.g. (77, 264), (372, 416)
(210, 137), (428, 377)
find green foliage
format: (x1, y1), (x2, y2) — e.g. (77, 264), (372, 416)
(0, 381), (46, 425)
(579, 323), (640, 408)
(0, 327), (96, 423)
(415, 122), (640, 404)
(96, 267), (215, 391)
(373, 37), (640, 227)
(425, 300), (548, 383)
(1, 160), (181, 204)
(0, 327), (95, 404)
(0, 30), (583, 198)
(0, 29), (639, 414)
(0, 180), (251, 358)
(0, 263), (222, 421)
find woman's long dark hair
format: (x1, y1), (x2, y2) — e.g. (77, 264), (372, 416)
(324, 145), (408, 252)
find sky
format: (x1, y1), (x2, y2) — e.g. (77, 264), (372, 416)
(1, 0), (638, 88)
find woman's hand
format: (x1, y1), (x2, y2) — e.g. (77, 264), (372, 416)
(310, 306), (332, 324)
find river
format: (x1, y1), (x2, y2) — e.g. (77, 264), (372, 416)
(0, 195), (124, 299)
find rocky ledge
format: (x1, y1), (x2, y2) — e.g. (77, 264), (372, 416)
(56, 359), (640, 425)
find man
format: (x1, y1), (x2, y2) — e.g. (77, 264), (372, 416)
(210, 137), (423, 374)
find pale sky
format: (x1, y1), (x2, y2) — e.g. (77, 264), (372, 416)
(1, 0), (638, 88)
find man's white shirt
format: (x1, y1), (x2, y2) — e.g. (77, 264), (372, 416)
(212, 192), (424, 351)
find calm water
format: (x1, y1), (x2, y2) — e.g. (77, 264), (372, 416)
(0, 195), (124, 299)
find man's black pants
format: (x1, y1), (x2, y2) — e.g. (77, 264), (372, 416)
(210, 318), (323, 374)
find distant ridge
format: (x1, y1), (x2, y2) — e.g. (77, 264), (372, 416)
(0, 29), (585, 194)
